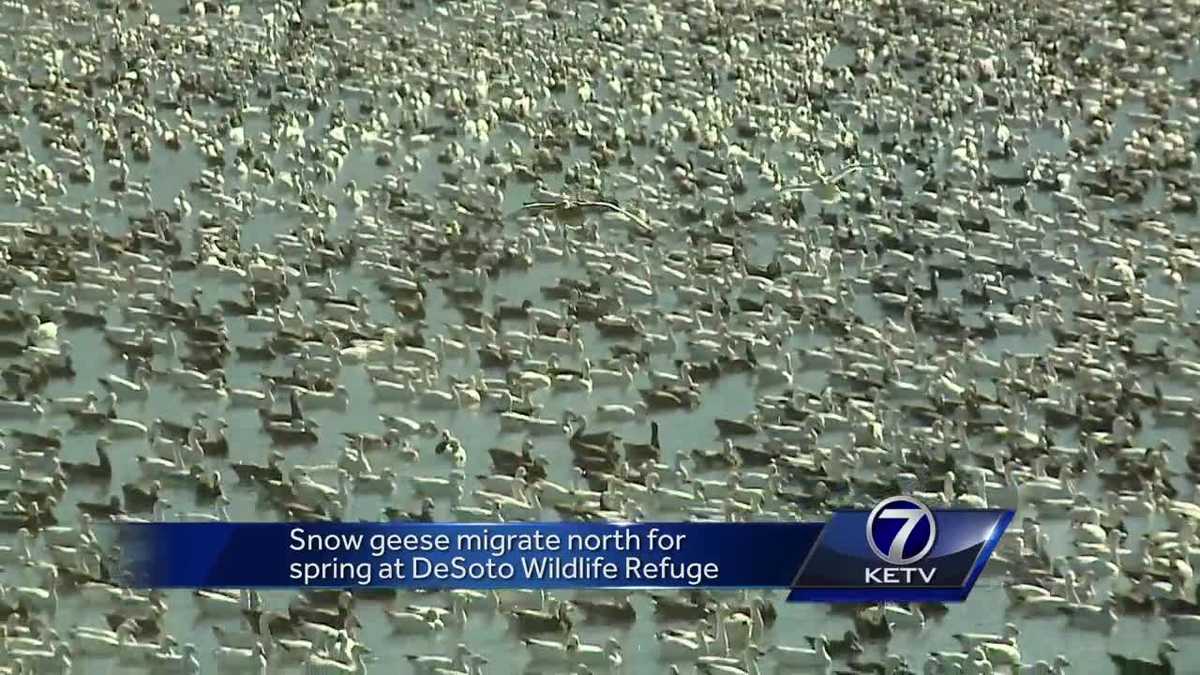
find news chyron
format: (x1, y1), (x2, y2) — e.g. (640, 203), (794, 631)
(110, 497), (1012, 602)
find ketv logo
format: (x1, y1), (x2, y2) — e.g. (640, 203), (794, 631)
(864, 497), (937, 584)
(788, 497), (1013, 602)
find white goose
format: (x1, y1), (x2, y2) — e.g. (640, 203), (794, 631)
(499, 411), (563, 435)
(587, 358), (637, 388)
(656, 630), (713, 661)
(883, 602), (926, 629)
(451, 487), (506, 521)
(0, 395), (44, 419)
(756, 352), (794, 388)
(476, 485), (543, 519)
(1063, 598), (1119, 632)
(138, 443), (189, 480)
(47, 391), (99, 413)
(167, 367), (217, 387)
(478, 466), (529, 495)
(953, 623), (1019, 651)
(342, 334), (398, 364)
(113, 627), (166, 666)
(595, 402), (648, 422)
(2, 568), (58, 615)
(70, 621), (134, 657)
(1167, 613), (1200, 636)
(194, 588), (249, 617)
(647, 473), (706, 510)
(570, 637), (623, 668)
(149, 643), (201, 674)
(411, 471), (465, 498)
(405, 644), (475, 674)
(299, 385), (351, 410)
(293, 470), (351, 511)
(768, 635), (831, 667)
(378, 415), (438, 437)
(100, 367), (151, 399)
(695, 651), (761, 675)
(525, 633), (582, 662)
(7, 643), (71, 674)
(109, 412), (151, 438)
(229, 385), (274, 408)
(417, 381), (475, 410)
(535, 468), (601, 507)
(213, 643), (268, 672)
(0, 528), (32, 564)
(421, 654), (486, 675)
(385, 608), (444, 634)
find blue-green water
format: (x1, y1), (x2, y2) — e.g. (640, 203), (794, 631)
(0, 0), (1197, 673)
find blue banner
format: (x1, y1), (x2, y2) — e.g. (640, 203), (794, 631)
(107, 500), (1012, 602)
(788, 502), (1013, 602)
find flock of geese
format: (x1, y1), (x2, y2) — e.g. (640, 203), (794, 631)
(0, 0), (1199, 673)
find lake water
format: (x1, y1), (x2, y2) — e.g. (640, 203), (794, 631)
(0, 0), (1198, 673)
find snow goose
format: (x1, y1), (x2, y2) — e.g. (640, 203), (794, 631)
(213, 643), (268, 672)
(656, 630), (713, 661)
(595, 402), (648, 422)
(71, 618), (138, 656)
(405, 644), (476, 674)
(7, 642), (71, 674)
(587, 358), (637, 388)
(193, 588), (249, 618)
(476, 485), (543, 519)
(47, 390), (99, 414)
(147, 643), (201, 674)
(500, 410), (564, 435)
(0, 527), (32, 564)
(756, 353), (794, 388)
(0, 395), (44, 419)
(883, 603), (926, 629)
(385, 608), (444, 634)
(647, 473), (706, 510)
(411, 470), (465, 498)
(953, 623), (1019, 651)
(477, 465), (529, 496)
(1062, 598), (1119, 632)
(767, 635), (831, 668)
(229, 384), (275, 408)
(299, 385), (351, 410)
(378, 415), (438, 438)
(99, 367), (151, 399)
(695, 650), (761, 675)
(570, 637), (623, 668)
(524, 633), (582, 662)
(1166, 613), (1200, 636)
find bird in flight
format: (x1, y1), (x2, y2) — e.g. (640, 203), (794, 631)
(517, 192), (654, 232)
(777, 163), (875, 194)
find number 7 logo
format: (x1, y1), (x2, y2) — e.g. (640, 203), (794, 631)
(867, 497), (938, 565)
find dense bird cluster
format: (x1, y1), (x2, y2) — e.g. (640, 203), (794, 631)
(0, 0), (1198, 673)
